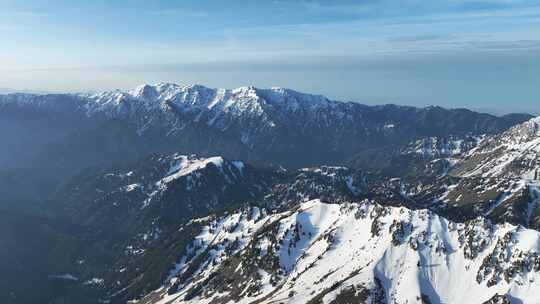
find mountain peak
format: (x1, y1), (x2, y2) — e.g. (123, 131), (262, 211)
(131, 84), (159, 100)
(161, 154), (227, 184)
(125, 83), (332, 107)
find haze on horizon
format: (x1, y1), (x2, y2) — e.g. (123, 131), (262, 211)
(1, 0), (539, 114)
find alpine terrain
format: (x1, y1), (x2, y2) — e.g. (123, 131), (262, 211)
(1, 84), (539, 304)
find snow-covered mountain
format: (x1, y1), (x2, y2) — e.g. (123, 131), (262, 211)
(453, 116), (540, 180)
(39, 154), (368, 303)
(35, 145), (540, 304)
(428, 117), (540, 227)
(53, 153), (273, 240)
(7, 136), (540, 304)
(84, 84), (333, 125)
(0, 83), (531, 170)
(1, 85), (537, 304)
(379, 116), (540, 233)
(136, 199), (540, 304)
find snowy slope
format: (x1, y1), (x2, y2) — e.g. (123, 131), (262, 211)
(56, 154), (263, 222)
(137, 200), (540, 304)
(403, 116), (540, 228)
(404, 135), (482, 158)
(454, 116), (540, 179)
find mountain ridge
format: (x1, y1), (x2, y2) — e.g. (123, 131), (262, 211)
(1, 83), (531, 120)
(0, 83), (532, 171)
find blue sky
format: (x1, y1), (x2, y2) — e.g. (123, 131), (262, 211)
(1, 0), (539, 114)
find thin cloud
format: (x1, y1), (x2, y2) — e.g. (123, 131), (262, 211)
(389, 34), (457, 43)
(0, 25), (20, 31)
(297, 1), (375, 15)
(203, 3), (540, 56)
(0, 10), (51, 17)
(147, 8), (209, 18)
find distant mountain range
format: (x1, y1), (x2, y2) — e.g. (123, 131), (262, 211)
(0, 83), (532, 172)
(0, 88), (49, 94)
